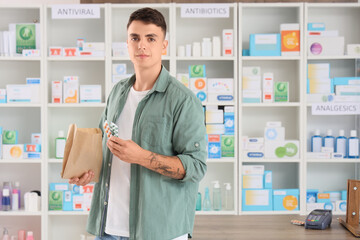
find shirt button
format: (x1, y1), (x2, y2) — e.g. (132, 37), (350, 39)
(195, 143), (199, 148)
(104, 201), (107, 206)
(108, 163), (111, 167)
(105, 183), (108, 187)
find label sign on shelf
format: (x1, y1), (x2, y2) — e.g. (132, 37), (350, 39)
(181, 4), (230, 18)
(312, 103), (360, 115)
(52, 5), (100, 19)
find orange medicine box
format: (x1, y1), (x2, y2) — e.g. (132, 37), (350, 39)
(281, 24), (300, 56)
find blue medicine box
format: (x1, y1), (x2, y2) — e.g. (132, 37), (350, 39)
(224, 112), (234, 134)
(264, 171), (272, 189)
(341, 190), (347, 200)
(308, 23), (325, 31)
(307, 189), (319, 203)
(273, 189), (299, 211)
(331, 77), (360, 93)
(242, 189), (273, 211)
(63, 190), (73, 211)
(208, 142), (221, 159)
(249, 34), (281, 56)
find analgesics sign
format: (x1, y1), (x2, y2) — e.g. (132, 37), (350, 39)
(312, 103), (360, 115)
(52, 5), (100, 19)
(181, 4), (230, 18)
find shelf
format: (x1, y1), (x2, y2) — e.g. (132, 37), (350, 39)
(0, 103), (42, 108)
(203, 102), (235, 106)
(307, 159), (360, 163)
(112, 56), (170, 61)
(207, 158), (236, 163)
(48, 211), (89, 216)
(47, 57), (105, 61)
(242, 103), (300, 107)
(48, 158), (63, 163)
(242, 56), (301, 61)
(0, 159), (42, 164)
(242, 159), (301, 163)
(241, 211), (300, 215)
(307, 55), (360, 60)
(176, 56), (235, 61)
(0, 57), (41, 61)
(0, 210), (41, 216)
(47, 103), (106, 108)
(196, 211), (236, 215)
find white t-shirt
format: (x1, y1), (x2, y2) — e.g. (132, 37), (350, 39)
(105, 86), (188, 240)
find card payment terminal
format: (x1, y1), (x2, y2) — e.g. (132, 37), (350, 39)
(305, 209), (332, 230)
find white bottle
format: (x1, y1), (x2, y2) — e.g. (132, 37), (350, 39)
(177, 45), (185, 57)
(223, 183), (233, 211)
(323, 129), (335, 150)
(55, 130), (66, 159)
(348, 130), (360, 159)
(212, 36), (221, 57)
(311, 129), (322, 152)
(201, 38), (212, 57)
(192, 42), (201, 57)
(212, 181), (221, 211)
(222, 29), (233, 56)
(185, 44), (192, 57)
(11, 189), (19, 211)
(335, 129), (347, 157)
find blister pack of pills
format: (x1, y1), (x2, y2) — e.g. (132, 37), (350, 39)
(103, 120), (119, 138)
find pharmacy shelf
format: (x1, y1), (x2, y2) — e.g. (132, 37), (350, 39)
(0, 104), (42, 107)
(0, 57), (41, 61)
(207, 158), (236, 163)
(203, 102), (235, 106)
(48, 158), (63, 163)
(176, 57), (236, 61)
(307, 158), (360, 163)
(0, 210), (42, 216)
(195, 211), (236, 215)
(112, 56), (170, 61)
(0, 159), (42, 163)
(242, 159), (301, 163)
(242, 103), (301, 107)
(48, 211), (89, 216)
(242, 56), (301, 61)
(47, 57), (105, 61)
(47, 103), (106, 108)
(241, 211), (301, 215)
(307, 55), (360, 60)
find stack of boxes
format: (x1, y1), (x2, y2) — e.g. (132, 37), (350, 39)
(206, 106), (234, 159)
(49, 183), (94, 211)
(49, 39), (105, 57)
(242, 165), (300, 211)
(0, 128), (41, 160)
(0, 77), (41, 104)
(176, 64), (234, 104)
(242, 67), (289, 103)
(112, 63), (132, 86)
(307, 189), (347, 213)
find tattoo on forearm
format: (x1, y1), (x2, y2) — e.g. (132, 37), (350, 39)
(148, 152), (184, 179)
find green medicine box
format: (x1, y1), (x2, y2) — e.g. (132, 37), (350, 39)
(274, 82), (289, 102)
(49, 191), (63, 211)
(2, 130), (18, 144)
(189, 65), (206, 78)
(221, 135), (234, 157)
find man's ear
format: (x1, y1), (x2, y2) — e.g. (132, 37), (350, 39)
(162, 39), (168, 50)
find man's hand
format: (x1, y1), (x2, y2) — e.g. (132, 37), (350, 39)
(107, 136), (146, 164)
(69, 170), (94, 186)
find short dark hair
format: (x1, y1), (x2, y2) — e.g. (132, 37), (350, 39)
(127, 8), (167, 37)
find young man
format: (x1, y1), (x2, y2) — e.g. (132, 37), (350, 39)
(69, 8), (207, 240)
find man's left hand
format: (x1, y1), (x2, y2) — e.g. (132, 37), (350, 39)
(107, 136), (147, 164)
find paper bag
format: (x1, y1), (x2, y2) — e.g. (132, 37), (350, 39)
(61, 124), (103, 182)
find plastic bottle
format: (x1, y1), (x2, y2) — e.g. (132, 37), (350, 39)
(311, 129), (322, 152)
(202, 187), (211, 211)
(212, 36), (221, 57)
(18, 230), (26, 240)
(14, 181), (20, 209)
(348, 130), (360, 159)
(192, 42), (201, 57)
(2, 228), (10, 240)
(201, 38), (212, 57)
(25, 231), (34, 240)
(323, 129), (335, 150)
(11, 189), (19, 211)
(55, 130), (66, 159)
(212, 181), (222, 211)
(223, 183), (233, 211)
(2, 189), (10, 211)
(335, 129), (347, 158)
(196, 192), (201, 211)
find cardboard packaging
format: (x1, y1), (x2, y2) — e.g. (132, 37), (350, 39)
(273, 189), (299, 211)
(280, 24), (300, 56)
(208, 134), (221, 159)
(242, 189), (273, 211)
(308, 37), (345, 56)
(221, 135), (234, 157)
(63, 76), (79, 103)
(264, 140), (299, 159)
(250, 34), (281, 56)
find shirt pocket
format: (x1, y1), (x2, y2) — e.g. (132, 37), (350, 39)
(141, 117), (168, 147)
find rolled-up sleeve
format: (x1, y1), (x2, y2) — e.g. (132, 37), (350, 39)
(172, 96), (207, 183)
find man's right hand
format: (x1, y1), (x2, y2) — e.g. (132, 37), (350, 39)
(68, 170), (95, 186)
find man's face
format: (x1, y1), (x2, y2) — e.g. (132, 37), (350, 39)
(127, 20), (168, 69)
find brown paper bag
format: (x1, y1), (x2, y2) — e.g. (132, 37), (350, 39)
(61, 124), (103, 182)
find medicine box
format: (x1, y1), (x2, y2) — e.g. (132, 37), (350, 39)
(307, 63), (330, 79)
(223, 29), (233, 56)
(176, 73), (189, 88)
(242, 76), (261, 90)
(347, 44), (360, 55)
(83, 184), (94, 211)
(323, 202), (335, 211)
(307, 189), (318, 203)
(336, 200), (347, 212)
(224, 107), (234, 134)
(63, 190), (73, 211)
(242, 90), (261, 103)
(206, 124), (225, 135)
(341, 190), (347, 200)
(0, 89), (6, 103)
(243, 175), (263, 189)
(80, 85), (101, 103)
(263, 73), (274, 103)
(208, 135), (221, 159)
(6, 85), (31, 103)
(52, 81), (63, 103)
(274, 82), (289, 102)
(332, 77), (360, 93)
(307, 203), (325, 212)
(26, 78), (40, 103)
(249, 34), (281, 56)
(309, 78), (332, 94)
(49, 191), (63, 210)
(264, 140), (299, 159)
(194, 91), (207, 103)
(317, 193), (331, 203)
(112, 63), (127, 75)
(242, 165), (265, 175)
(308, 37), (344, 56)
(3, 144), (24, 159)
(49, 47), (63, 56)
(64, 76), (79, 103)
(264, 127), (285, 141)
(242, 189), (273, 211)
(49, 183), (69, 191)
(273, 189), (299, 211)
(190, 78), (207, 91)
(324, 191), (341, 202)
(244, 137), (264, 158)
(73, 194), (84, 211)
(205, 109), (223, 124)
(31, 133), (41, 145)
(221, 135), (234, 158)
(280, 24), (300, 56)
(307, 94), (335, 103)
(2, 130), (18, 144)
(189, 65), (206, 78)
(307, 23), (325, 31)
(23, 152), (41, 159)
(264, 171), (272, 189)
(24, 144), (41, 153)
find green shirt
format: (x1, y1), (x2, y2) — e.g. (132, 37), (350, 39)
(86, 66), (207, 240)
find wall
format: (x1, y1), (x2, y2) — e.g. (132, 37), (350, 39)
(0, 0), (80, 4)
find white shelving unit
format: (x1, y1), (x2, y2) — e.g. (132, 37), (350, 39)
(0, 3), (359, 239)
